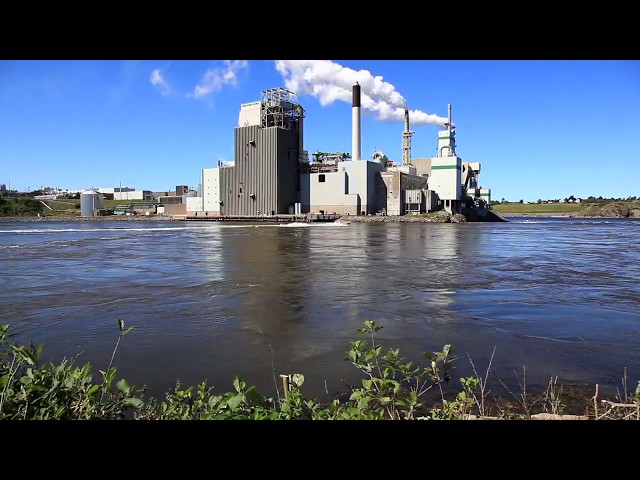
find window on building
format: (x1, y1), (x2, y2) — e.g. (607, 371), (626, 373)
(319, 175), (325, 183)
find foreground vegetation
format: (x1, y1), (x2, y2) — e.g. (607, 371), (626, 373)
(1, 320), (638, 420)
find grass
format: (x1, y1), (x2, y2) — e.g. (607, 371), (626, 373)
(46, 199), (80, 211)
(103, 199), (135, 209)
(44, 199), (134, 210)
(492, 203), (589, 214)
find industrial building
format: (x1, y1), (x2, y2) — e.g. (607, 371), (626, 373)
(96, 187), (154, 202)
(202, 88), (304, 217)
(195, 83), (492, 219)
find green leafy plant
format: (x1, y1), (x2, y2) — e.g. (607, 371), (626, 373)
(343, 320), (467, 419)
(0, 320), (143, 420)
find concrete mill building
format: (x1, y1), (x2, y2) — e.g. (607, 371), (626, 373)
(202, 88), (305, 216)
(196, 83), (492, 219)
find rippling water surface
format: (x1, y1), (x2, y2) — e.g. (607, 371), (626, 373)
(1, 217), (639, 400)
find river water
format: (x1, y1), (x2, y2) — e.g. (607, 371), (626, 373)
(1, 217), (639, 402)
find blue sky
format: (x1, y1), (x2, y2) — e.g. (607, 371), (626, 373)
(1, 60), (638, 201)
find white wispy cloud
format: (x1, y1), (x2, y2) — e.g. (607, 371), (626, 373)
(150, 68), (170, 95)
(188, 60), (249, 100)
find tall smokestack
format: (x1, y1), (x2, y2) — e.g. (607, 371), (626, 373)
(448, 104), (452, 137)
(352, 82), (361, 161)
(402, 108), (414, 165)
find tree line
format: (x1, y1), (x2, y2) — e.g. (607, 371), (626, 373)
(0, 196), (45, 216)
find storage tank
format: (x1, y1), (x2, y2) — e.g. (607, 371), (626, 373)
(80, 190), (103, 217)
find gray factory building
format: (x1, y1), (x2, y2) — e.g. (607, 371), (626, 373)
(202, 88), (304, 216)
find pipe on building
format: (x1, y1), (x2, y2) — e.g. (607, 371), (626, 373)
(296, 104), (304, 160)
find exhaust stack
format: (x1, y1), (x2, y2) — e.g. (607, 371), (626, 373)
(352, 82), (361, 161)
(447, 104), (455, 155)
(402, 108), (414, 165)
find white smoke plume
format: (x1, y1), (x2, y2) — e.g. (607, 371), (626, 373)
(188, 60), (249, 99)
(274, 60), (450, 127)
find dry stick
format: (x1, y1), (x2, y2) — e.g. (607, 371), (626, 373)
(545, 376), (562, 415)
(492, 365), (539, 418)
(267, 341), (281, 405)
(520, 366), (527, 414)
(593, 384), (599, 419)
(482, 347), (497, 415)
(99, 327), (127, 403)
(601, 400), (639, 409)
(510, 365), (530, 416)
(467, 347), (497, 418)
(106, 333), (122, 375)
(466, 355), (483, 417)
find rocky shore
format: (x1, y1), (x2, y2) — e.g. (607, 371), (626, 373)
(337, 211), (467, 224)
(574, 202), (640, 218)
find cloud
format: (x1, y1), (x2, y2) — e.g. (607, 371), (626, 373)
(150, 68), (170, 95)
(188, 60), (249, 100)
(274, 60), (450, 127)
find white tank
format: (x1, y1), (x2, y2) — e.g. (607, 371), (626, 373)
(80, 190), (103, 217)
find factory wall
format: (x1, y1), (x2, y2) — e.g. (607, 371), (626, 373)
(381, 171), (429, 215)
(113, 190), (151, 201)
(410, 158), (432, 178)
(214, 124), (301, 215)
(238, 101), (261, 127)
(380, 172), (401, 215)
(163, 204), (187, 216)
(437, 131), (456, 157)
(366, 161), (386, 214)
(131, 206), (155, 215)
(97, 187), (135, 194)
(430, 156), (462, 200)
(305, 160), (383, 215)
(480, 188), (491, 203)
(300, 173), (310, 212)
(186, 196), (203, 212)
(305, 168), (357, 214)
(202, 167), (222, 213)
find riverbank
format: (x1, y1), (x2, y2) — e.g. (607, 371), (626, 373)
(0, 215), (177, 223)
(337, 211), (467, 224)
(493, 201), (640, 218)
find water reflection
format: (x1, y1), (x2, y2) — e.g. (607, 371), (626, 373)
(1, 219), (639, 401)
